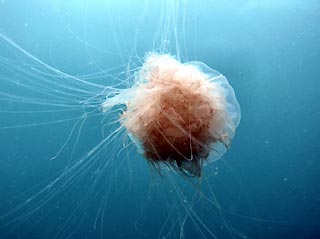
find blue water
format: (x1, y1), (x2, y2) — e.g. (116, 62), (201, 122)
(0, 0), (319, 238)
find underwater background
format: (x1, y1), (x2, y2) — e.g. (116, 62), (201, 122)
(0, 0), (319, 238)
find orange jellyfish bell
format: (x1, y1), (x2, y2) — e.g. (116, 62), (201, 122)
(102, 53), (240, 177)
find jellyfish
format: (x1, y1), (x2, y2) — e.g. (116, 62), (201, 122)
(101, 53), (240, 177)
(0, 1), (244, 238)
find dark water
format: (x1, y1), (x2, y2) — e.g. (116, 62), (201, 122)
(0, 0), (319, 238)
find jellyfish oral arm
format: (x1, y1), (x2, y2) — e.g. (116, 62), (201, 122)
(101, 94), (122, 112)
(101, 89), (135, 112)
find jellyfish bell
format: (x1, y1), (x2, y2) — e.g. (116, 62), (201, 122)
(102, 53), (240, 177)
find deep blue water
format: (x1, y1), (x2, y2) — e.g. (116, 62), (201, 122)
(0, 0), (319, 238)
